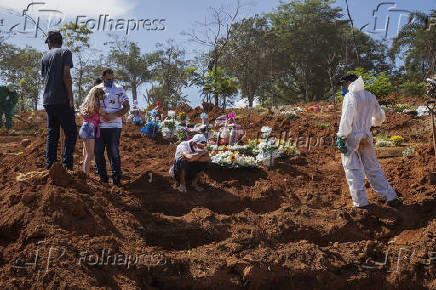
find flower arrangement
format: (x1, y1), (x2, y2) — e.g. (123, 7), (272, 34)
(402, 147), (414, 157)
(210, 150), (260, 168)
(393, 104), (408, 113)
(281, 107), (304, 117)
(256, 139), (280, 168)
(281, 110), (297, 117)
(163, 120), (176, 130)
(390, 135), (405, 146)
(208, 144), (249, 153)
(375, 138), (394, 147)
(304, 105), (321, 112)
(278, 143), (299, 157)
(247, 139), (260, 155)
(284, 146), (292, 155)
(176, 130), (187, 143)
(260, 126), (272, 140)
(375, 135), (404, 147)
(177, 111), (186, 122)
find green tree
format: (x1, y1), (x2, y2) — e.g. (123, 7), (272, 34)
(220, 16), (271, 107)
(267, 0), (346, 102)
(188, 66), (240, 109)
(0, 45), (42, 111)
(147, 41), (190, 108)
(265, 0), (392, 104)
(347, 67), (392, 98)
(390, 10), (436, 80)
(60, 22), (94, 106)
(106, 37), (151, 101)
(184, 1), (242, 106)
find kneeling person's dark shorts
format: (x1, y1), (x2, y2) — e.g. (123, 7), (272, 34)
(173, 159), (209, 185)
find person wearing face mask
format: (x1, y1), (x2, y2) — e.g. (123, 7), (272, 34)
(337, 74), (402, 209)
(41, 31), (77, 171)
(170, 134), (210, 193)
(83, 69), (130, 186)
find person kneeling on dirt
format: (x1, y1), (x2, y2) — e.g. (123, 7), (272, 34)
(170, 134), (210, 193)
(337, 74), (402, 209)
(0, 83), (18, 132)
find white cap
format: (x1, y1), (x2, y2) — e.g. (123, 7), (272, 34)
(191, 134), (207, 145)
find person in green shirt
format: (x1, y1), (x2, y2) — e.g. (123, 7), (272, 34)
(0, 83), (18, 131)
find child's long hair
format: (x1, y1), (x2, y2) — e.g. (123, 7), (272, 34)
(81, 88), (105, 117)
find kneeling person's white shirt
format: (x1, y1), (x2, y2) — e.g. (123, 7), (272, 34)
(83, 83), (129, 129)
(175, 141), (194, 161)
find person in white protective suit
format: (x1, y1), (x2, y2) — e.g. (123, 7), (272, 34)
(336, 74), (402, 208)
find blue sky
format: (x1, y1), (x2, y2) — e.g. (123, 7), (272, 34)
(0, 0), (435, 108)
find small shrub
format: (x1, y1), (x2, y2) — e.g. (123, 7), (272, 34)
(348, 67), (393, 98)
(399, 81), (426, 97)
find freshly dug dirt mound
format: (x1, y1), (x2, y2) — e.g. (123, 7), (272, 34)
(0, 99), (435, 289)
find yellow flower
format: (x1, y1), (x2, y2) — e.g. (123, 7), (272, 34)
(255, 139), (260, 145)
(284, 147), (291, 154)
(229, 154), (237, 162)
(280, 139), (285, 145)
(390, 135), (404, 146)
(218, 151), (223, 154)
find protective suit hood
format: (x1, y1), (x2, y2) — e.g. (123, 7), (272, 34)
(348, 76), (365, 94)
(337, 75), (385, 140)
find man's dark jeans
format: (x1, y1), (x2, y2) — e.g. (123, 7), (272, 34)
(95, 128), (122, 181)
(44, 104), (77, 170)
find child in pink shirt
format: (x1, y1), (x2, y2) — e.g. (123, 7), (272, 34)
(79, 88), (106, 175)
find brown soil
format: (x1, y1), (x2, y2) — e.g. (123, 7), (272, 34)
(0, 99), (435, 289)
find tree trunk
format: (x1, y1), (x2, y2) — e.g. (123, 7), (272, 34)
(248, 96), (254, 107)
(213, 52), (219, 107)
(132, 85), (137, 101)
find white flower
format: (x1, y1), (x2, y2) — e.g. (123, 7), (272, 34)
(210, 150), (259, 168)
(376, 139), (394, 147)
(168, 110), (176, 118)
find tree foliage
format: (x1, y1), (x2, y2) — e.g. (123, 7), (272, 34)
(147, 41), (190, 108)
(60, 22), (94, 106)
(390, 10), (436, 80)
(107, 37), (151, 101)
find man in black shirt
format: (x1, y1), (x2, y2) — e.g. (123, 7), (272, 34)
(41, 31), (77, 170)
